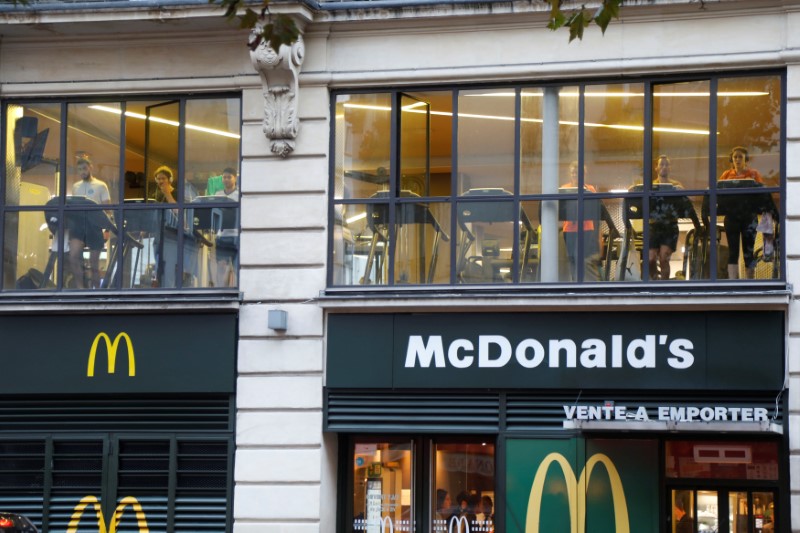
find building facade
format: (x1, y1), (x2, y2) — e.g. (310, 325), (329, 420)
(0, 0), (797, 532)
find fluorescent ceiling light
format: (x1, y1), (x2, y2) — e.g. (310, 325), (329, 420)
(480, 91), (770, 98)
(344, 104), (713, 134)
(89, 105), (241, 139)
(346, 212), (367, 224)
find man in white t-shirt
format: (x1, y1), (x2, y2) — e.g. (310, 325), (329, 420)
(214, 167), (239, 201)
(68, 157), (110, 288)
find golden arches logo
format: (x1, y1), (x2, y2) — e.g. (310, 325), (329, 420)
(526, 452), (629, 533)
(87, 332), (135, 377)
(67, 495), (149, 533)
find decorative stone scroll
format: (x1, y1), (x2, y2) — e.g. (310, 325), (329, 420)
(250, 33), (305, 158)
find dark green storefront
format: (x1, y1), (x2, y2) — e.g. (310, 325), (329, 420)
(326, 311), (787, 533)
(0, 312), (237, 533)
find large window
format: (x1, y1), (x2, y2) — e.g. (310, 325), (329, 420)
(349, 438), (495, 533)
(2, 96), (241, 291)
(330, 73), (783, 286)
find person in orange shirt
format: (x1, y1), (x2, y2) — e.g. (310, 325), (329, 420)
(718, 146), (764, 279)
(562, 161), (601, 281)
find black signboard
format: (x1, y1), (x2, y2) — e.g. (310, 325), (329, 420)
(0, 313), (236, 394)
(327, 312), (783, 391)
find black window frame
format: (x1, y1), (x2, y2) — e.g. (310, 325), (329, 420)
(327, 70), (787, 290)
(0, 92), (243, 293)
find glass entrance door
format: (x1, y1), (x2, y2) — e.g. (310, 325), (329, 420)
(669, 489), (776, 533)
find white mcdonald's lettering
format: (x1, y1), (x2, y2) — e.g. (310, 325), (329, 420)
(448, 515), (470, 533)
(380, 515), (394, 533)
(87, 332), (135, 377)
(67, 495), (150, 533)
(526, 452), (629, 533)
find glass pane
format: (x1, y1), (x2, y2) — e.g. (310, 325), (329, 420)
(139, 101), (182, 203)
(433, 442), (495, 533)
(5, 103), (62, 206)
(584, 83), (645, 193)
(730, 491), (749, 533)
(653, 81), (711, 191)
(520, 86), (580, 195)
(138, 207), (180, 289)
(716, 187), (778, 280)
(67, 103), (121, 204)
(352, 441), (413, 533)
(645, 192), (704, 281)
(404, 91), (452, 197)
(400, 94), (430, 196)
(393, 202), (451, 285)
(753, 492), (775, 533)
(717, 76), (781, 188)
(671, 490), (695, 533)
(3, 211), (56, 290)
(185, 98), (241, 199)
(697, 490), (718, 533)
(457, 196), (526, 284)
(458, 89), (515, 194)
(63, 207), (114, 289)
(665, 441), (779, 480)
(187, 203), (239, 288)
(332, 203), (373, 286)
(335, 93), (392, 200)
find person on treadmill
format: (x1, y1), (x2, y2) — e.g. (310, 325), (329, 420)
(68, 157), (110, 289)
(648, 155), (689, 280)
(718, 146), (764, 279)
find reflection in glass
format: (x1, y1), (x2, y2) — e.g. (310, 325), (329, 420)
(335, 94), (392, 200)
(520, 86), (579, 195)
(6, 103), (62, 206)
(352, 441), (413, 533)
(584, 83), (645, 193)
(3, 211), (56, 290)
(67, 102), (122, 204)
(432, 442), (495, 533)
(653, 81), (710, 191)
(458, 89), (515, 194)
(332, 203), (373, 285)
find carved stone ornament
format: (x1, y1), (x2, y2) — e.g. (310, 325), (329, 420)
(250, 33), (305, 158)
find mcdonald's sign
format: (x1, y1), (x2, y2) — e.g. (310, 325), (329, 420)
(87, 332), (135, 377)
(67, 495), (149, 533)
(507, 439), (658, 533)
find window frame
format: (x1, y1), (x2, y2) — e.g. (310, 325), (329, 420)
(327, 70), (787, 290)
(0, 93), (243, 293)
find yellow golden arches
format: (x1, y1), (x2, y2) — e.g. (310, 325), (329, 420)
(67, 495), (105, 533)
(87, 332), (135, 377)
(525, 452), (630, 533)
(66, 495), (150, 533)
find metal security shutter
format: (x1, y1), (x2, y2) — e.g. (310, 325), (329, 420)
(0, 396), (232, 432)
(175, 441), (229, 533)
(325, 390), (501, 433)
(0, 441), (45, 526)
(0, 437), (231, 533)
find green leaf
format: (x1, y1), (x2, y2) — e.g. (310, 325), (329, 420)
(239, 8), (259, 30)
(547, 10), (566, 31)
(594, 0), (621, 34)
(566, 9), (590, 42)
